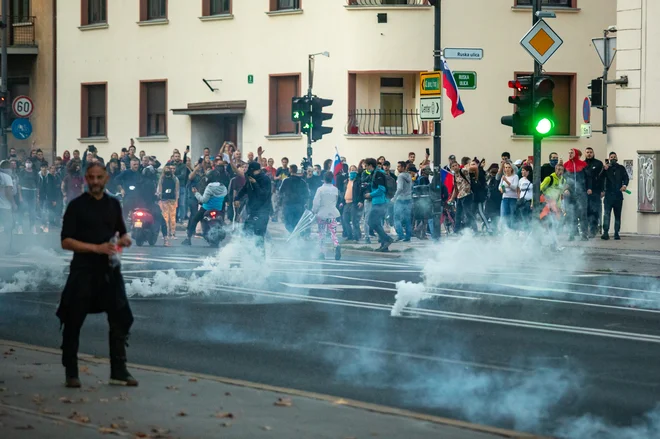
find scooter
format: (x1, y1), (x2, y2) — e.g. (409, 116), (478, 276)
(131, 208), (159, 247)
(202, 209), (226, 248)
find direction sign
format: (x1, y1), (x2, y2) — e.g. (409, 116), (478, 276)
(12, 95), (34, 118)
(420, 71), (442, 96)
(453, 71), (477, 90)
(592, 37), (617, 69)
(520, 19), (563, 65)
(11, 118), (32, 140)
(583, 97), (591, 123)
(580, 123), (592, 138)
(443, 48), (483, 60)
(420, 96), (443, 121)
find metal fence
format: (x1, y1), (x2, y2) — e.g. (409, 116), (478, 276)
(346, 0), (430, 6)
(0, 16), (36, 46)
(347, 109), (428, 136)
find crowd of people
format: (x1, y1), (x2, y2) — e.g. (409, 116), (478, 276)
(0, 139), (631, 254)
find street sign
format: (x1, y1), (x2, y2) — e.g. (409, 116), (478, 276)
(443, 48), (483, 60)
(583, 97), (591, 123)
(11, 118), (32, 140)
(520, 19), (563, 65)
(453, 71), (477, 90)
(420, 96), (443, 121)
(419, 71), (442, 96)
(12, 95), (34, 118)
(592, 37), (617, 69)
(580, 123), (592, 138)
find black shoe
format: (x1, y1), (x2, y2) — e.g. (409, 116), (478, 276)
(335, 246), (341, 260)
(65, 366), (81, 388)
(181, 238), (192, 246)
(614, 234), (621, 240)
(110, 367), (139, 387)
(601, 233), (610, 240)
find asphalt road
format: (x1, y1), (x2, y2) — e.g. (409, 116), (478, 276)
(1, 237), (660, 437)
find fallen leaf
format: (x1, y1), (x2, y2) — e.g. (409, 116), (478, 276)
(110, 423), (120, 429)
(40, 408), (60, 415)
(119, 392), (129, 401)
(100, 398), (109, 403)
(22, 374), (33, 380)
(59, 397), (74, 404)
(80, 366), (93, 376)
(150, 427), (171, 436)
(214, 412), (234, 419)
(135, 433), (148, 438)
(165, 385), (179, 391)
(334, 398), (348, 405)
(79, 397), (90, 403)
(221, 422), (232, 428)
(190, 393), (197, 397)
(32, 394), (45, 405)
(177, 411), (187, 417)
(188, 377), (198, 382)
(99, 427), (120, 435)
(14, 425), (34, 430)
(68, 411), (90, 423)
(274, 397), (293, 407)
(262, 426), (272, 431)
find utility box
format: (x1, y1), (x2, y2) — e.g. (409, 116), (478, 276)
(637, 151), (658, 213)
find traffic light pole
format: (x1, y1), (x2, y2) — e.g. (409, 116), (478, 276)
(432, 1), (442, 170)
(531, 0), (542, 208)
(306, 55), (314, 166)
(0, 0), (8, 161)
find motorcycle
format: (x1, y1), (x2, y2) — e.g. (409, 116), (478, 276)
(202, 209), (226, 248)
(131, 208), (159, 247)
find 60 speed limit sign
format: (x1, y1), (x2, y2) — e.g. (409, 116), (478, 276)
(12, 95), (34, 118)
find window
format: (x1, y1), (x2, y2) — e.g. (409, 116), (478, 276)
(82, 0), (106, 26)
(270, 0), (301, 12)
(203, 0), (231, 16)
(140, 0), (167, 21)
(515, 73), (574, 136)
(12, 0), (31, 20)
(140, 81), (167, 137)
(81, 83), (107, 138)
(515, 0), (575, 8)
(269, 75), (300, 135)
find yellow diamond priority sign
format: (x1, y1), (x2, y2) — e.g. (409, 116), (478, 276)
(520, 19), (563, 65)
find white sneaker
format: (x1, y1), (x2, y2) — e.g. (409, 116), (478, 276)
(43, 226), (49, 233)
(17, 226), (23, 235)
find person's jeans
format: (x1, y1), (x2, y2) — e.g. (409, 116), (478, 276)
(499, 197), (517, 230)
(368, 203), (391, 245)
(19, 188), (37, 229)
(476, 200), (492, 233)
(363, 199), (372, 239)
(586, 192), (602, 235)
(603, 197), (623, 235)
(341, 202), (361, 240)
(176, 187), (187, 222)
(394, 199), (413, 240)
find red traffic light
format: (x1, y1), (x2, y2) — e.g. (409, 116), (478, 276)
(508, 80), (524, 92)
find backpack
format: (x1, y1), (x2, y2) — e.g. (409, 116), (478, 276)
(384, 173), (397, 199)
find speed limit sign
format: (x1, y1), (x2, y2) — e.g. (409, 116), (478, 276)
(12, 96), (34, 118)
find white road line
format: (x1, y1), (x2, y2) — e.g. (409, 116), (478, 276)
(280, 282), (479, 302)
(317, 341), (526, 373)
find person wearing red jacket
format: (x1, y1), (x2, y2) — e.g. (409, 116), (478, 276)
(564, 148), (589, 241)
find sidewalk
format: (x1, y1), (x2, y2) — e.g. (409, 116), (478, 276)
(0, 341), (546, 439)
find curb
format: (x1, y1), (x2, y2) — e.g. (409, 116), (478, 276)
(0, 340), (552, 439)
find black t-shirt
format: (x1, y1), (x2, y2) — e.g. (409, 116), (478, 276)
(61, 192), (127, 269)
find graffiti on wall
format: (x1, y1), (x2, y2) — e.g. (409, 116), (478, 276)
(638, 154), (656, 212)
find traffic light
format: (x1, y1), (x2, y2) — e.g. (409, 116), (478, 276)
(533, 76), (556, 137)
(310, 96), (333, 142)
(588, 77), (603, 107)
(291, 96), (312, 135)
(501, 76), (533, 135)
(0, 91), (7, 109)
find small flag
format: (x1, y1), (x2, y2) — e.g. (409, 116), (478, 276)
(442, 57), (465, 118)
(441, 168), (454, 195)
(332, 148), (342, 184)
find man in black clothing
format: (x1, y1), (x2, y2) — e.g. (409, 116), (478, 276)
(278, 164), (309, 233)
(601, 152), (629, 241)
(584, 147), (604, 237)
(235, 162), (272, 248)
(57, 163), (137, 388)
(541, 152), (559, 183)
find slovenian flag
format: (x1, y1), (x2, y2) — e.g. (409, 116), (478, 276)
(441, 168), (454, 195)
(442, 57), (465, 118)
(333, 148), (342, 184)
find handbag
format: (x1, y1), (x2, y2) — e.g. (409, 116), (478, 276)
(516, 182), (532, 211)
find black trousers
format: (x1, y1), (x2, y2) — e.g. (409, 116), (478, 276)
(342, 202), (361, 240)
(244, 210), (270, 249)
(603, 197), (623, 235)
(61, 305), (134, 369)
(283, 203), (305, 234)
(187, 207), (207, 238)
(586, 193), (602, 235)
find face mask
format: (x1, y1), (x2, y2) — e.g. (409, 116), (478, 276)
(610, 159), (617, 165)
(25, 163), (32, 170)
(313, 171), (319, 176)
(550, 159), (558, 167)
(349, 171), (357, 180)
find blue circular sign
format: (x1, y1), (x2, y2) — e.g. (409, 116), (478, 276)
(11, 118), (32, 140)
(583, 97), (591, 123)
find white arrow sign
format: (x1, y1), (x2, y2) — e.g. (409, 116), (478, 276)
(420, 96), (443, 121)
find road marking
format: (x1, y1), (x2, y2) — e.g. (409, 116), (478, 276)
(318, 341), (526, 373)
(7, 298), (148, 319)
(280, 282), (479, 302)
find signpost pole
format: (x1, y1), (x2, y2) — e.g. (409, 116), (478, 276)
(532, 0), (542, 209)
(0, 0), (8, 160)
(433, 0), (441, 170)
(602, 32), (609, 135)
(307, 55), (314, 165)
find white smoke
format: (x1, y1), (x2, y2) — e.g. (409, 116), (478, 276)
(390, 281), (432, 317)
(0, 247), (67, 293)
(556, 406), (660, 439)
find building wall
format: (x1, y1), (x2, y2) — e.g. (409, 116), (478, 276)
(609, 0), (660, 235)
(56, 0), (615, 170)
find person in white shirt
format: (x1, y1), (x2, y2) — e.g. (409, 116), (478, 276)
(499, 162), (519, 230)
(0, 160), (17, 234)
(312, 172), (341, 260)
(517, 165), (534, 227)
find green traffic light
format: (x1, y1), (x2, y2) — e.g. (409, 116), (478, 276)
(535, 118), (553, 135)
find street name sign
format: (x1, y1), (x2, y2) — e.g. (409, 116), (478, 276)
(592, 37), (617, 69)
(453, 71), (477, 90)
(520, 19), (563, 65)
(443, 48), (483, 60)
(580, 123), (592, 138)
(420, 96), (443, 121)
(12, 95), (34, 118)
(420, 71), (442, 96)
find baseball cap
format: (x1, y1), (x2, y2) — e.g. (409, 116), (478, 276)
(514, 159), (523, 166)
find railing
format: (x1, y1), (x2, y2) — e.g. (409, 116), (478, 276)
(0, 16), (36, 46)
(346, 109), (429, 136)
(346, 0), (430, 6)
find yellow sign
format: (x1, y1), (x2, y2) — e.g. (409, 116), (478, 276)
(520, 19), (563, 65)
(529, 28), (554, 56)
(420, 71), (442, 96)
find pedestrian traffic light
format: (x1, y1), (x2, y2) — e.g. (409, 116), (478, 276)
(501, 76), (533, 135)
(310, 96), (333, 142)
(533, 76), (556, 137)
(588, 77), (603, 108)
(291, 96), (311, 135)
